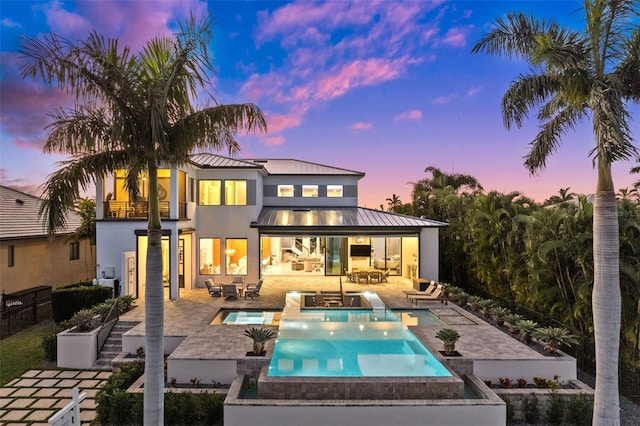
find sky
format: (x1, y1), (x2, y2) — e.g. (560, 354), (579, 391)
(1, 0), (638, 208)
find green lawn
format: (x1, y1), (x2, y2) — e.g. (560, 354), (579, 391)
(0, 321), (58, 386)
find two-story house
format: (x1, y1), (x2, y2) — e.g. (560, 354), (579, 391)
(95, 154), (446, 300)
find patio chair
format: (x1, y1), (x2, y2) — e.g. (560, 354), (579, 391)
(402, 280), (438, 298)
(222, 284), (238, 300)
(369, 271), (381, 284)
(408, 286), (444, 305)
(357, 272), (369, 284)
(204, 279), (221, 297)
(245, 279), (263, 299)
(380, 269), (390, 283)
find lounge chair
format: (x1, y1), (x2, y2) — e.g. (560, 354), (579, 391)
(408, 286), (444, 305)
(245, 279), (263, 299)
(403, 280), (438, 298)
(222, 284), (238, 300)
(204, 279), (221, 297)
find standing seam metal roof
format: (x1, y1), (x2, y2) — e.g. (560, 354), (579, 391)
(189, 154), (364, 176)
(253, 207), (447, 228)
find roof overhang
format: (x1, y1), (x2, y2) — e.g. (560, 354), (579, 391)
(251, 207), (447, 235)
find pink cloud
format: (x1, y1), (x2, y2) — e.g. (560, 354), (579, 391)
(467, 86), (483, 97)
(266, 112), (303, 133)
(394, 110), (423, 121)
(349, 122), (373, 131)
(316, 58), (405, 101)
(0, 170), (43, 196)
(264, 136), (285, 146)
(432, 94), (458, 104)
(38, 0), (206, 52)
(442, 25), (473, 47)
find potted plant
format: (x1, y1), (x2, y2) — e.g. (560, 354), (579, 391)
(504, 313), (524, 333)
(516, 319), (538, 343)
(468, 295), (481, 311)
(68, 308), (99, 332)
(477, 299), (495, 317)
(435, 328), (461, 356)
(244, 327), (276, 356)
(532, 327), (579, 355)
(491, 307), (510, 326)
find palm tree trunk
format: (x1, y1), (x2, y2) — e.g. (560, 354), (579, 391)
(144, 165), (164, 425)
(592, 184), (621, 426)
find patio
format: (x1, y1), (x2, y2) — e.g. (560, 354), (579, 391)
(117, 275), (579, 387)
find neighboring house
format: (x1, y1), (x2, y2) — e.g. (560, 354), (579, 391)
(95, 154), (447, 300)
(0, 185), (96, 294)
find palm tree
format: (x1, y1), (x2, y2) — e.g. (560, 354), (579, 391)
(473, 2), (639, 423)
(20, 14), (266, 424)
(69, 198), (96, 279)
(385, 193), (402, 212)
(414, 166), (484, 194)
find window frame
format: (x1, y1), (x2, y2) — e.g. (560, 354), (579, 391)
(8, 245), (14, 267)
(277, 185), (295, 197)
(225, 238), (248, 276)
(69, 241), (80, 261)
(224, 180), (247, 206)
(302, 185), (319, 198)
(198, 180), (222, 205)
(327, 185), (344, 197)
(199, 237), (221, 275)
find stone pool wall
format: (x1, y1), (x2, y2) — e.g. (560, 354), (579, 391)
(257, 366), (464, 400)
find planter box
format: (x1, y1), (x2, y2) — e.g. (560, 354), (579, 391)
(57, 319), (116, 369)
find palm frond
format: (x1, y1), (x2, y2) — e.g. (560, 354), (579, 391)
(613, 26), (640, 100)
(589, 82), (637, 164)
(166, 103), (267, 162)
(502, 74), (562, 129)
(525, 104), (586, 173)
(40, 151), (130, 233)
(471, 12), (552, 59)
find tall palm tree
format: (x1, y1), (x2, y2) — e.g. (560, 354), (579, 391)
(473, 1), (639, 423)
(20, 14), (266, 424)
(415, 166), (484, 194)
(385, 193), (402, 212)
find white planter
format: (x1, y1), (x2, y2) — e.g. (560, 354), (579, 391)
(57, 326), (100, 369)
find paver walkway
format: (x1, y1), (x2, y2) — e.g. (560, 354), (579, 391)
(0, 369), (111, 425)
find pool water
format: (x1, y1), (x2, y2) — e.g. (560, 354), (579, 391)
(268, 292), (452, 378)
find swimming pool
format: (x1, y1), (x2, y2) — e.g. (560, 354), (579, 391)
(211, 310), (280, 325)
(268, 292), (452, 377)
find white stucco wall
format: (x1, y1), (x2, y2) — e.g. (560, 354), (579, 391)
(420, 227), (440, 281)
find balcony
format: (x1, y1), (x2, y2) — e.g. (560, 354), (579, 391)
(104, 201), (172, 219)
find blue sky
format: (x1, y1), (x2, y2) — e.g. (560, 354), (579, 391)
(1, 0), (638, 207)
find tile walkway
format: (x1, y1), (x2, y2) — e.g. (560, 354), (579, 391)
(0, 369), (110, 425)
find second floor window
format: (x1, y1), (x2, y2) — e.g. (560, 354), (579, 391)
(225, 180), (247, 205)
(302, 185), (318, 197)
(69, 242), (80, 261)
(199, 180), (221, 205)
(278, 185), (294, 197)
(8, 245), (14, 267)
(327, 185), (343, 197)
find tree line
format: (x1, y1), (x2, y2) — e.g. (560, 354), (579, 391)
(385, 167), (640, 396)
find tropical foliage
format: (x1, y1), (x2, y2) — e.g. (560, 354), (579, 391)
(385, 167), (640, 402)
(471, 1), (639, 422)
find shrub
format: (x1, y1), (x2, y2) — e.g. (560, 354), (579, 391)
(95, 360), (224, 425)
(41, 322), (66, 362)
(567, 393), (592, 425)
(95, 361), (145, 424)
(68, 308), (98, 331)
(500, 395), (514, 424)
(51, 285), (112, 323)
(522, 394), (540, 423)
(517, 378), (527, 388)
(546, 390), (566, 425)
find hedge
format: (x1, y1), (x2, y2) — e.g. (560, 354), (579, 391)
(95, 362), (224, 425)
(51, 285), (112, 323)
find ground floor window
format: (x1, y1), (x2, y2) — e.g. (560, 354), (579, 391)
(226, 239), (247, 275)
(259, 235), (418, 277)
(199, 238), (221, 275)
(69, 241), (80, 261)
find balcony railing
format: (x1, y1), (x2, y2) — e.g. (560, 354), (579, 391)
(104, 201), (170, 219)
